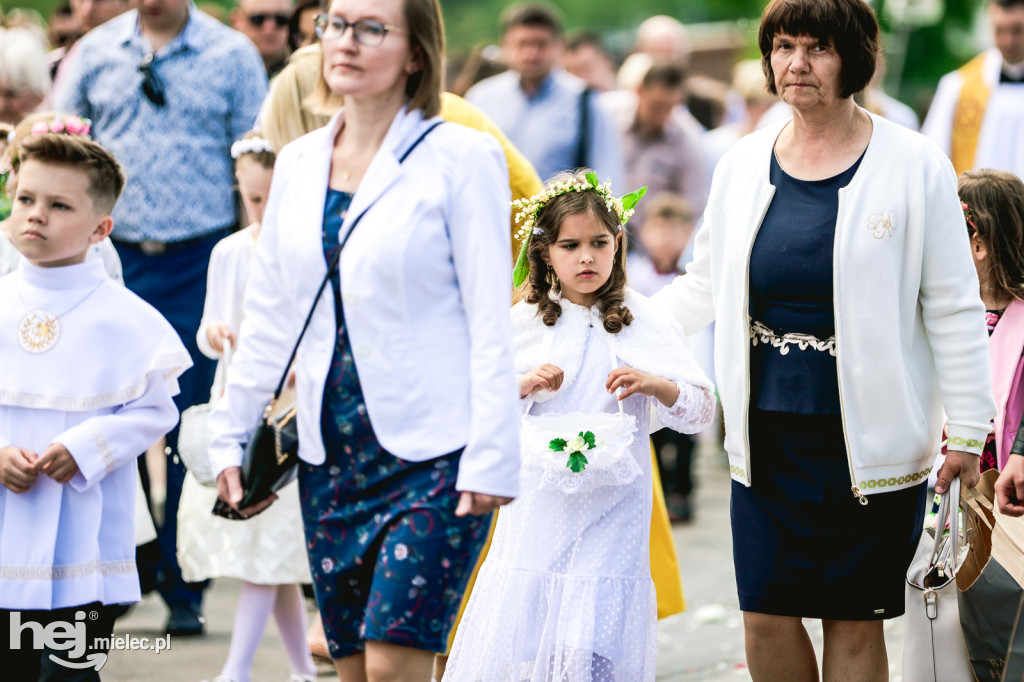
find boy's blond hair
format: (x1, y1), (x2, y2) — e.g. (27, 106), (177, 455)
(18, 134), (126, 214)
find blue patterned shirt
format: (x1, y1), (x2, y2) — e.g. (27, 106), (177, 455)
(55, 7), (267, 243)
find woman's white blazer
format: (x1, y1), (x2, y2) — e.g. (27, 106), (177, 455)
(208, 107), (521, 498)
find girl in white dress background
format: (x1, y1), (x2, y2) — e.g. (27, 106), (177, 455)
(443, 171), (716, 682)
(176, 132), (315, 682)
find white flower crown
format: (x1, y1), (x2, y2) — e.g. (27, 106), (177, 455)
(230, 136), (274, 159)
(511, 172), (647, 287)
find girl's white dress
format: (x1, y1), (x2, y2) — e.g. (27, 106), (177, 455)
(176, 225), (310, 584)
(444, 290), (715, 682)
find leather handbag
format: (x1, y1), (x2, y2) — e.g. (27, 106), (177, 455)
(233, 121), (444, 512)
(902, 478), (974, 682)
(956, 469), (1024, 681)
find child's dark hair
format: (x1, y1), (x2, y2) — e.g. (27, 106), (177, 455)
(524, 169), (633, 333)
(959, 169), (1024, 303)
(17, 133), (125, 214)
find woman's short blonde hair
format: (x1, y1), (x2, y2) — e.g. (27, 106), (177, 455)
(308, 0), (444, 119)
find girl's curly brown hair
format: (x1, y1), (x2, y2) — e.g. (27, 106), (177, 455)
(522, 169), (633, 333)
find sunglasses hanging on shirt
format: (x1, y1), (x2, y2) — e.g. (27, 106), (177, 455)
(138, 54), (167, 107)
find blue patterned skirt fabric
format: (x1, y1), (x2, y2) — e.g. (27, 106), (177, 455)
(299, 189), (490, 658)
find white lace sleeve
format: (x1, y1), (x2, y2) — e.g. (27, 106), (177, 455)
(654, 382), (715, 435)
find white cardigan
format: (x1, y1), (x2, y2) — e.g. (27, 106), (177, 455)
(208, 107), (521, 498)
(655, 111), (995, 498)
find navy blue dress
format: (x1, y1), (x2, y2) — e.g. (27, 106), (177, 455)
(731, 152), (927, 620)
(298, 189), (491, 658)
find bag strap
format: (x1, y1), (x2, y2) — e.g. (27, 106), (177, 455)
(932, 478), (963, 577)
(269, 120), (444, 398)
(573, 87), (592, 169)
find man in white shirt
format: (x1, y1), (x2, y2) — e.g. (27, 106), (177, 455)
(922, 0), (1024, 177)
(466, 3), (624, 186)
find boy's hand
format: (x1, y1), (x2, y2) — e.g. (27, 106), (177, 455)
(519, 363), (564, 398)
(0, 446), (39, 493)
(37, 443), (79, 484)
(206, 323), (234, 354)
(607, 367), (680, 407)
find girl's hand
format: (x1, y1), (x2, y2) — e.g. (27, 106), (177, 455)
(37, 443), (79, 484)
(216, 466), (278, 517)
(206, 322), (235, 354)
(518, 363), (564, 398)
(455, 491), (514, 517)
(0, 445), (38, 493)
(606, 367), (680, 407)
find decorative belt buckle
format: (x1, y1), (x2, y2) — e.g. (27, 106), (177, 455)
(139, 240), (167, 256)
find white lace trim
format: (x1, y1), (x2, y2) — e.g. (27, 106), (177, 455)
(0, 351), (192, 411)
(88, 423), (115, 474)
(520, 410), (641, 494)
(655, 382), (716, 435)
(0, 559), (136, 581)
(750, 320), (837, 356)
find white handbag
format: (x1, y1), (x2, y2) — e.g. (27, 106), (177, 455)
(176, 345), (231, 487)
(902, 478), (974, 682)
(519, 336), (641, 495)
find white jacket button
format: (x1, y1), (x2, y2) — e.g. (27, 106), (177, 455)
(356, 343), (372, 358)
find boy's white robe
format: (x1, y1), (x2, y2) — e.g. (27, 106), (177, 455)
(0, 259), (190, 609)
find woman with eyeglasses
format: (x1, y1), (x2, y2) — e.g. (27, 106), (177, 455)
(207, 0), (520, 679)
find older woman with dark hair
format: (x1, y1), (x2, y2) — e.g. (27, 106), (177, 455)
(208, 0), (520, 679)
(656, 0), (994, 679)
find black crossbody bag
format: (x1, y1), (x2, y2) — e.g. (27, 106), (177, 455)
(216, 121), (444, 517)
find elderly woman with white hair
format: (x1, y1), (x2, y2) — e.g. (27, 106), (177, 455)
(0, 27), (49, 125)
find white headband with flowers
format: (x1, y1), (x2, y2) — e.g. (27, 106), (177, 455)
(511, 171), (647, 287)
(230, 136), (274, 159)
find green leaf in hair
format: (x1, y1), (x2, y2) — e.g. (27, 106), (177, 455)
(512, 233), (531, 287)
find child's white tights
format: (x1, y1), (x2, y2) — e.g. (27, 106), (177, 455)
(220, 582), (316, 682)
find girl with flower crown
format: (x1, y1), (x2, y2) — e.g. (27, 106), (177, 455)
(176, 131), (316, 682)
(443, 170), (716, 682)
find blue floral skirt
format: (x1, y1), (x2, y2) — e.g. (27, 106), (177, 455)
(299, 447), (489, 658)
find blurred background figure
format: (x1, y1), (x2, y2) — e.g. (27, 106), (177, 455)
(0, 27), (48, 124)
(466, 2), (624, 186)
(286, 0), (317, 52)
(922, 0), (1024, 178)
(563, 29), (617, 92)
(703, 59), (779, 178)
(448, 43), (506, 97)
(46, 2), (82, 54)
(231, 0), (294, 78)
(48, 0), (134, 106)
(606, 61), (708, 236)
(855, 55), (919, 130)
(635, 14), (691, 66)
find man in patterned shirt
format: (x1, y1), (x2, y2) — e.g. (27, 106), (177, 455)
(55, 0), (267, 637)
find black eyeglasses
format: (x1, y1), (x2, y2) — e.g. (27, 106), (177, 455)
(313, 14), (404, 46)
(248, 12), (289, 28)
(138, 53), (166, 107)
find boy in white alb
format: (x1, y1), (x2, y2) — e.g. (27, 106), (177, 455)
(0, 133), (191, 679)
